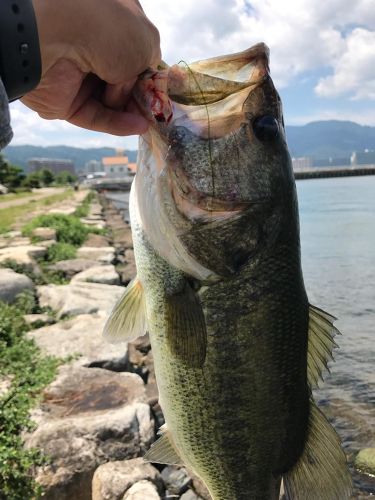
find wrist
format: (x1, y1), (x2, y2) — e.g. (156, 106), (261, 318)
(0, 0), (41, 101)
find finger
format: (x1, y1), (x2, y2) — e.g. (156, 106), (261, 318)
(68, 97), (149, 135)
(103, 79), (137, 110)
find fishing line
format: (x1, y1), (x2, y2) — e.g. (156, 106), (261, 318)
(177, 60), (215, 213)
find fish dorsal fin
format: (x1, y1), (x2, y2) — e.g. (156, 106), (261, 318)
(307, 305), (340, 389)
(103, 277), (147, 343)
(165, 281), (207, 368)
(284, 401), (352, 500)
(144, 425), (184, 465)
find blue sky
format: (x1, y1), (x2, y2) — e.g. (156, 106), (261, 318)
(9, 0), (375, 150)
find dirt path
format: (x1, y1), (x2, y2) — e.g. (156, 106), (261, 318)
(0, 187), (66, 210)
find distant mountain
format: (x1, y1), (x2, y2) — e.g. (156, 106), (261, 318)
(3, 145), (138, 171)
(3, 121), (375, 169)
(285, 121), (375, 159)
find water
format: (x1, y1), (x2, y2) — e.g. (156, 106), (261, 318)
(297, 175), (375, 497)
(107, 175), (375, 496)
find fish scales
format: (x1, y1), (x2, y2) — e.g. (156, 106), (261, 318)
(104, 43), (352, 499)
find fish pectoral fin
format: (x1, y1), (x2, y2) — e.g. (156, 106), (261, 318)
(166, 282), (207, 368)
(144, 425), (184, 465)
(307, 304), (340, 389)
(103, 277), (147, 343)
(283, 401), (352, 500)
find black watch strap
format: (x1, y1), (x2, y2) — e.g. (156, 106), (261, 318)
(0, 0), (42, 101)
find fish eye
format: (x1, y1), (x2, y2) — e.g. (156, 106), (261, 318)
(253, 115), (280, 142)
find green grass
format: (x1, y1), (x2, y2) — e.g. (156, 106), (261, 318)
(23, 213), (91, 247)
(0, 190), (74, 234)
(74, 191), (96, 218)
(0, 296), (61, 499)
(0, 191), (33, 202)
(44, 242), (77, 263)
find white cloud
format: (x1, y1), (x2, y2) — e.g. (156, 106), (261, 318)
(9, 101), (139, 149)
(315, 29), (375, 100)
(8, 0), (375, 147)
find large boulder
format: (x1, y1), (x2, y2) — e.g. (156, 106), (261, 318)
(77, 247), (115, 264)
(37, 281), (125, 318)
(0, 245), (46, 265)
(24, 367), (154, 500)
(0, 268), (34, 303)
(49, 259), (99, 279)
(123, 480), (161, 500)
(32, 227), (57, 241)
(355, 448), (375, 476)
(161, 466), (191, 496)
(84, 233), (110, 248)
(71, 264), (120, 286)
(92, 458), (163, 500)
(28, 312), (128, 370)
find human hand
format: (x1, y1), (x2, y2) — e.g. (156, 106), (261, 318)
(21, 0), (161, 135)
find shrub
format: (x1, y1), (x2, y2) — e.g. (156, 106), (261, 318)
(23, 214), (90, 246)
(74, 191), (95, 218)
(45, 242), (77, 263)
(0, 300), (60, 499)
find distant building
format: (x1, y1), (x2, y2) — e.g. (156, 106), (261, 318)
(351, 150), (375, 166)
(292, 157), (313, 170)
(27, 158), (75, 174)
(313, 157), (351, 167)
(102, 149), (135, 177)
(84, 160), (104, 175)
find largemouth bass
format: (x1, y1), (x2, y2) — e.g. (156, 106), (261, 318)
(104, 43), (352, 500)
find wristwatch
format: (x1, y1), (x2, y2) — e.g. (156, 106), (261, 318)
(0, 0), (41, 101)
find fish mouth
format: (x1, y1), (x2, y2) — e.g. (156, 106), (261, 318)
(135, 42), (270, 129)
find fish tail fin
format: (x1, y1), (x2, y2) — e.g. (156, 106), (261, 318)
(283, 401), (352, 500)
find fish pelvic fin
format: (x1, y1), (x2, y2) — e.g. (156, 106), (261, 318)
(166, 281), (207, 368)
(307, 304), (340, 389)
(284, 401), (352, 500)
(144, 425), (184, 465)
(103, 277), (147, 343)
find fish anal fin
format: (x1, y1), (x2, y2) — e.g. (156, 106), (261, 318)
(144, 425), (184, 466)
(166, 282), (207, 368)
(284, 401), (352, 500)
(307, 304), (340, 389)
(103, 277), (147, 343)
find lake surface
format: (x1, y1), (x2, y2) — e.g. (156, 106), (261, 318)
(297, 176), (375, 497)
(107, 175), (375, 497)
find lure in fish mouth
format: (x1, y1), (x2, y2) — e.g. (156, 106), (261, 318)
(105, 43), (352, 500)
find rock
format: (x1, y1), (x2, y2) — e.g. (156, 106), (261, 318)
(29, 312), (128, 370)
(32, 227), (57, 241)
(0, 245), (47, 265)
(49, 207), (77, 215)
(180, 490), (203, 500)
(92, 458), (163, 500)
(89, 204), (103, 217)
(355, 448), (375, 476)
(0, 376), (12, 398)
(0, 236), (31, 248)
(190, 473), (211, 500)
(84, 233), (110, 247)
(123, 480), (161, 500)
(0, 268), (34, 303)
(0, 183), (8, 194)
(49, 259), (99, 278)
(117, 262), (137, 285)
(71, 264), (120, 285)
(77, 246), (115, 264)
(161, 466), (191, 496)
(80, 218), (106, 230)
(37, 281), (125, 318)
(23, 313), (55, 327)
(25, 367), (154, 500)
